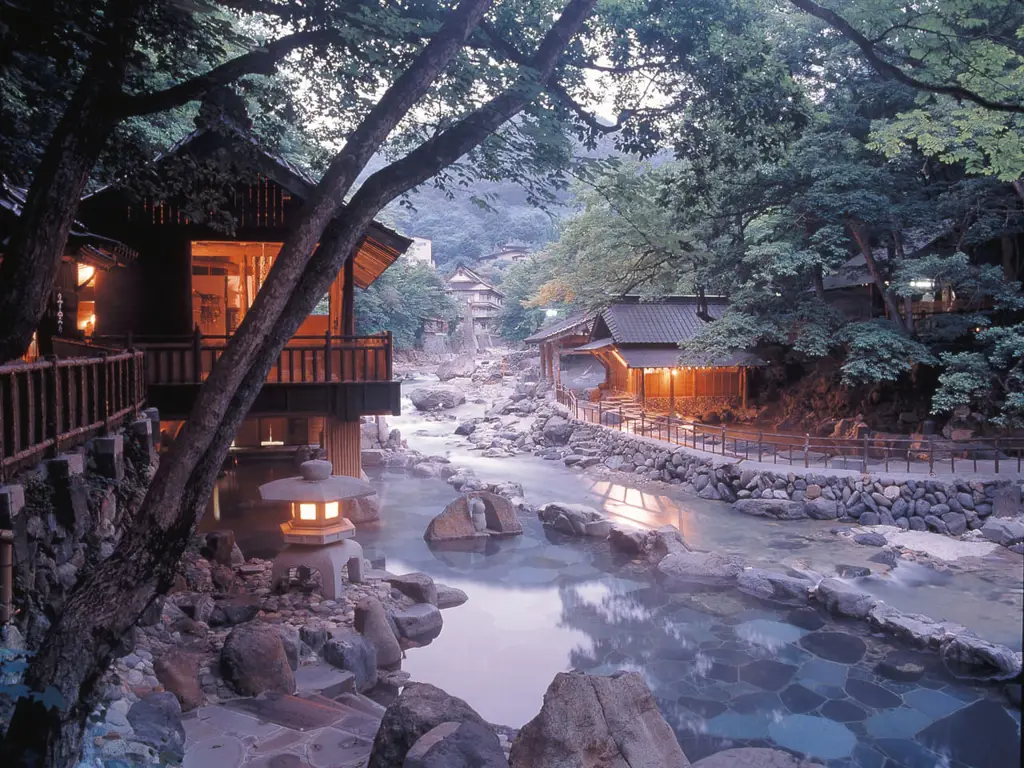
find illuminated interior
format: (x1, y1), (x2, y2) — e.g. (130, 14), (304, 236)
(324, 501), (339, 519)
(77, 264), (96, 287)
(298, 502), (318, 521)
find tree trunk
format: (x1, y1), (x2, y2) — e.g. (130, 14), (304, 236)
(811, 265), (825, 301)
(1, 1), (598, 763)
(0, 1), (145, 363)
(849, 221), (907, 332)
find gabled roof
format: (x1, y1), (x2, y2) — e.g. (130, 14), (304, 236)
(81, 119), (411, 288)
(523, 310), (595, 344)
(0, 177), (137, 268)
(446, 265), (504, 297)
(596, 296), (728, 344)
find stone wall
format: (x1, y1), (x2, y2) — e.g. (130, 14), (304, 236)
(532, 408), (1023, 549)
(0, 410), (161, 647)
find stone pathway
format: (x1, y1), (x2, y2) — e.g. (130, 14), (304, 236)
(183, 664), (383, 768)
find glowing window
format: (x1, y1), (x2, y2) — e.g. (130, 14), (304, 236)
(77, 264), (96, 286)
(299, 503), (318, 521)
(324, 501), (339, 519)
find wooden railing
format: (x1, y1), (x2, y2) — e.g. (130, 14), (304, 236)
(556, 385), (1024, 476)
(93, 330), (393, 386)
(0, 351), (146, 480)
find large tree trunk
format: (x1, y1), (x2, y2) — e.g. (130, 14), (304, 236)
(849, 221), (908, 332)
(0, 0), (146, 363)
(1, 1), (598, 764)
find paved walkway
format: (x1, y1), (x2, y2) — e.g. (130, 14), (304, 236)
(183, 664), (384, 768)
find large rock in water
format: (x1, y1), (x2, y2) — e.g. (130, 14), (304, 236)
(437, 354), (477, 381)
(424, 492), (522, 542)
(657, 550), (746, 584)
(220, 622), (295, 696)
(368, 682), (491, 768)
(542, 415), (574, 445)
(409, 386), (467, 411)
(733, 498), (807, 520)
(509, 671), (689, 768)
(538, 502), (610, 537)
(404, 721), (510, 768)
(691, 747), (820, 767)
(355, 596), (402, 668)
(153, 650), (202, 712)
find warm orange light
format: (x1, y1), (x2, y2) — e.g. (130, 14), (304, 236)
(324, 501), (339, 519)
(672, 368), (679, 376)
(77, 264), (96, 286)
(299, 503), (318, 521)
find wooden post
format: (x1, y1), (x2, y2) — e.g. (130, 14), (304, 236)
(342, 253), (355, 336)
(47, 356), (61, 457)
(862, 430), (870, 473)
(758, 431), (763, 462)
(669, 369), (676, 417)
(385, 331), (394, 381)
(804, 433), (810, 468)
(99, 352), (110, 435)
(928, 435), (934, 474)
(721, 425), (727, 456)
(192, 325), (202, 383)
(994, 437), (1000, 474)
(324, 330), (332, 382)
(640, 369), (646, 409)
(741, 367), (748, 409)
(0, 529), (12, 626)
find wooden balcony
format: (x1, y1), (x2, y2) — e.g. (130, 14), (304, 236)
(93, 331), (399, 420)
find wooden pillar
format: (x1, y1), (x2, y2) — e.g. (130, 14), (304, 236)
(554, 339), (561, 387)
(741, 367), (749, 409)
(669, 369), (675, 416)
(540, 343), (547, 380)
(342, 253), (355, 336)
(640, 368), (646, 408)
(324, 417), (361, 478)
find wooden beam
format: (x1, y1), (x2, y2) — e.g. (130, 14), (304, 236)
(342, 253), (355, 336)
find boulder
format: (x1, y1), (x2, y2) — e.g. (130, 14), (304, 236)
(220, 622), (295, 696)
(657, 551), (745, 584)
(733, 498), (806, 520)
(436, 584), (469, 609)
(323, 630), (378, 691)
(349, 493), (382, 524)
(608, 526), (647, 557)
(386, 572), (438, 605)
(208, 595), (262, 626)
(393, 603), (444, 644)
(409, 386), (467, 411)
(980, 517), (1024, 547)
(153, 651), (203, 712)
(542, 416), (574, 445)
(508, 671), (689, 768)
(276, 624), (301, 671)
(803, 498), (839, 520)
(126, 692), (185, 762)
(355, 596), (402, 668)
(537, 502), (606, 536)
(815, 578), (877, 619)
(853, 533), (887, 547)
(939, 634), (1022, 680)
(200, 530), (236, 566)
(437, 354), (477, 381)
(691, 747), (819, 767)
(403, 720), (510, 768)
(368, 683), (491, 768)
(424, 492), (522, 542)
(454, 420), (477, 436)
(736, 569), (812, 603)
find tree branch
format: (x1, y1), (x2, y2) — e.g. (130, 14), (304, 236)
(788, 0), (1024, 113)
(116, 28), (341, 117)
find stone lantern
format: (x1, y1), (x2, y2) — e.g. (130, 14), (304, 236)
(259, 460), (375, 597)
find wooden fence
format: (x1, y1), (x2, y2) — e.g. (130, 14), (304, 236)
(0, 351), (146, 480)
(93, 330), (393, 386)
(556, 386), (1024, 476)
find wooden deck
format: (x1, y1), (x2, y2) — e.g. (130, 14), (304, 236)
(93, 332), (400, 420)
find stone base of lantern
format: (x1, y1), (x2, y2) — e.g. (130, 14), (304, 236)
(271, 539), (364, 599)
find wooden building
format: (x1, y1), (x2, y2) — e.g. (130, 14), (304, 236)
(74, 96), (412, 476)
(0, 177), (138, 361)
(578, 296), (763, 412)
(445, 265), (504, 349)
(523, 311), (595, 384)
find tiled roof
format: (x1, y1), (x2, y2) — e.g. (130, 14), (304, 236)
(600, 297), (728, 344)
(523, 311), (595, 344)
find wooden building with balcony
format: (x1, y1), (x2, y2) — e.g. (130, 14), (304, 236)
(74, 95), (412, 476)
(445, 265), (504, 349)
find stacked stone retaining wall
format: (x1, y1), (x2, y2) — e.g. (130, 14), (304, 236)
(534, 407), (1023, 547)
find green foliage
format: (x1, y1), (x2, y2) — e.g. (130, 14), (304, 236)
(355, 260), (457, 350)
(934, 325), (1024, 426)
(839, 320), (938, 384)
(496, 257), (557, 341)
